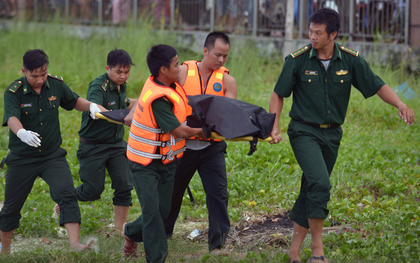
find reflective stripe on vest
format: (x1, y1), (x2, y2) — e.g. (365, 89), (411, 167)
(127, 76), (190, 165)
(129, 118), (186, 147)
(127, 144), (186, 161)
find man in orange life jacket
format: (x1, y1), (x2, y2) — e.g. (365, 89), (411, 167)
(164, 31), (238, 254)
(122, 44), (206, 262)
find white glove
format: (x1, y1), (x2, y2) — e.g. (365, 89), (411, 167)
(17, 129), (41, 148)
(89, 103), (101, 120)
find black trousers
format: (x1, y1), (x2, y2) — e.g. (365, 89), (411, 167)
(164, 141), (230, 252)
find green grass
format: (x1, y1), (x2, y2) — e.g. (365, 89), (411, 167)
(0, 23), (419, 262)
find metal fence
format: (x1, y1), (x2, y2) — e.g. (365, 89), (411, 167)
(1, 0), (410, 43)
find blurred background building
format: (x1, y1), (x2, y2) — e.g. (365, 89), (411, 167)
(1, 0), (419, 47)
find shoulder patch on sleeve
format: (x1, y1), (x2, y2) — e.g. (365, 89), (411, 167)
(48, 74), (64, 81)
(101, 79), (109, 91)
(291, 46), (310, 58)
(340, 46), (359, 57)
(8, 81), (23, 93)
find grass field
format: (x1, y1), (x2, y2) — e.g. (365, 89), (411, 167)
(0, 23), (419, 262)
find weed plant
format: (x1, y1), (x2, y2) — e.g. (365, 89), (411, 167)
(0, 23), (419, 262)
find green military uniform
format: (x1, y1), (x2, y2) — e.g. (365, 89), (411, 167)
(0, 75), (82, 231)
(274, 43), (385, 228)
(76, 73), (133, 206)
(125, 79), (181, 263)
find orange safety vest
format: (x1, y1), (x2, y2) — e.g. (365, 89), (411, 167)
(183, 60), (228, 141)
(182, 60), (229, 96)
(127, 76), (191, 165)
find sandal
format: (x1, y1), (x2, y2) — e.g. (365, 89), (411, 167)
(307, 255), (327, 263)
(123, 235), (137, 257)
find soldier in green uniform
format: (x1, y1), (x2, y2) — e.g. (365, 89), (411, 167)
(75, 49), (137, 235)
(0, 49), (103, 253)
(269, 9), (415, 263)
(122, 45), (206, 262)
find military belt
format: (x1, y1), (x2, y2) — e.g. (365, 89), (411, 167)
(299, 121), (341, 129)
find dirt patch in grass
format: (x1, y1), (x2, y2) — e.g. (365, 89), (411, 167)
(226, 212), (293, 253)
(174, 211), (294, 253)
(177, 210), (355, 254)
(228, 211), (294, 249)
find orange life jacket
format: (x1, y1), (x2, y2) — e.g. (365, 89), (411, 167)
(182, 60), (229, 96)
(127, 76), (191, 165)
(183, 60), (228, 141)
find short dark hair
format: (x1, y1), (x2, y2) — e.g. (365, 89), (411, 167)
(146, 44), (177, 77)
(204, 31), (230, 50)
(23, 49), (49, 71)
(107, 49), (134, 68)
(309, 8), (341, 38)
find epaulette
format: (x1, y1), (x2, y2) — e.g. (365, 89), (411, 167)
(101, 79), (109, 91)
(48, 74), (64, 81)
(340, 46), (359, 57)
(8, 80), (23, 93)
(290, 46), (310, 58)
